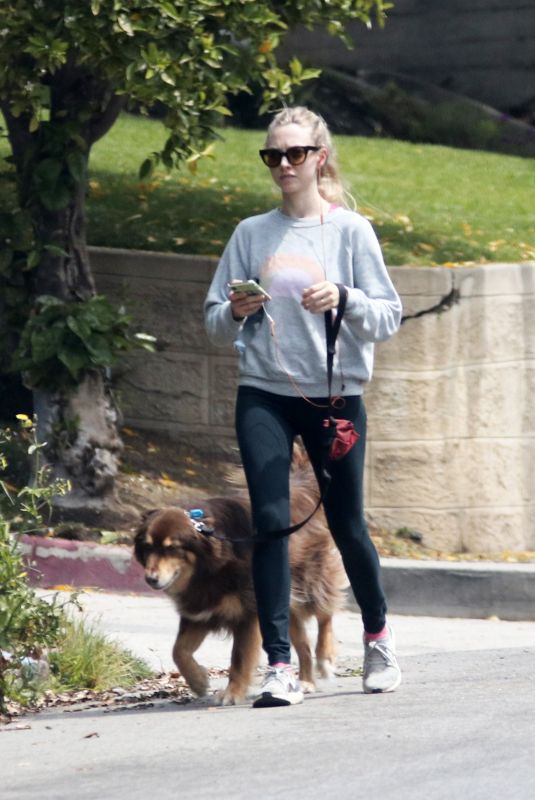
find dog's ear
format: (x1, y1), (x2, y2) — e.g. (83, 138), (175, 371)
(134, 509), (160, 561)
(140, 508), (160, 524)
(135, 508), (159, 537)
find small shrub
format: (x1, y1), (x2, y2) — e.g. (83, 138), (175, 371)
(0, 419), (153, 714)
(47, 616), (152, 692)
(0, 414), (70, 534)
(0, 519), (69, 710)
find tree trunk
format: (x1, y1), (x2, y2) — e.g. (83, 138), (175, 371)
(31, 176), (95, 300)
(27, 173), (129, 522)
(32, 373), (133, 526)
(2, 71), (132, 524)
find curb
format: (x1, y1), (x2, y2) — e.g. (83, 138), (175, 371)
(20, 535), (535, 621)
(20, 534), (150, 596)
(378, 558), (535, 622)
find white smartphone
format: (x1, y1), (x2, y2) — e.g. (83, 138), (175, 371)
(228, 280), (272, 300)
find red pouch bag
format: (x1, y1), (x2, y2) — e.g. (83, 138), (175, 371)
(322, 285), (360, 461)
(322, 416), (360, 461)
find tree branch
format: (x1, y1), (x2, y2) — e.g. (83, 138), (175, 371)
(88, 93), (128, 146)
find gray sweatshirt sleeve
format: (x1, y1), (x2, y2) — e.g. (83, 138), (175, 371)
(204, 224), (249, 347)
(344, 217), (402, 342)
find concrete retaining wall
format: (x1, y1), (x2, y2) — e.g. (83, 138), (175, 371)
(278, 0), (535, 111)
(91, 248), (535, 554)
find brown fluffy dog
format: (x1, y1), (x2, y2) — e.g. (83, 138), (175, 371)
(134, 460), (348, 705)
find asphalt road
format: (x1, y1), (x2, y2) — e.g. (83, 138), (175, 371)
(2, 592), (535, 800)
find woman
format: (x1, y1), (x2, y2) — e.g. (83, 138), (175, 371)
(204, 107), (402, 708)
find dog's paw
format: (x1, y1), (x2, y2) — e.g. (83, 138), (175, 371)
(215, 686), (247, 706)
(300, 680), (316, 694)
(317, 658), (335, 680)
(186, 669), (210, 697)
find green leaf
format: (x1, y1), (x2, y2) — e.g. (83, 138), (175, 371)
(300, 67), (322, 81)
(43, 244), (69, 257)
(30, 327), (61, 364)
(26, 250), (41, 269)
(117, 15), (134, 37)
(57, 348), (87, 380)
(66, 314), (92, 345)
(35, 295), (64, 309)
(289, 57), (303, 78)
(159, 1), (182, 21)
(85, 334), (113, 365)
(212, 105), (233, 117)
(161, 71), (176, 86)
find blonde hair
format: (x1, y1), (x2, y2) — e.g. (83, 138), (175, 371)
(266, 106), (349, 207)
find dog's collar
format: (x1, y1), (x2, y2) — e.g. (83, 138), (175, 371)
(188, 508), (214, 536)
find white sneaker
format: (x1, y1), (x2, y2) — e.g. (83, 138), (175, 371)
(253, 665), (304, 708)
(362, 626), (401, 694)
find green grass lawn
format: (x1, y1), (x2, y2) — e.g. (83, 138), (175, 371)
(3, 112), (535, 265)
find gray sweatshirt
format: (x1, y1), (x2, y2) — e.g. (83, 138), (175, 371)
(204, 207), (402, 397)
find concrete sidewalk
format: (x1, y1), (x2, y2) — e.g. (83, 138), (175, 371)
(21, 533), (535, 621)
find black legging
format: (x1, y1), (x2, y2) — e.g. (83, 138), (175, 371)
(235, 386), (387, 665)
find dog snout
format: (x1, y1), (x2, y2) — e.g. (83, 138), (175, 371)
(145, 573), (160, 588)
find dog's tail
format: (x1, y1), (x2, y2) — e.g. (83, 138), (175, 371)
(221, 440), (334, 544)
(225, 438), (316, 490)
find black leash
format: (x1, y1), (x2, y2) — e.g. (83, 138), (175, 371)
(325, 284), (347, 402)
(197, 285), (348, 544)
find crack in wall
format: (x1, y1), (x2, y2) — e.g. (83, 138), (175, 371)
(401, 285), (461, 325)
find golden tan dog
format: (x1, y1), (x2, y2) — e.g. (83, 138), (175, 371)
(134, 461), (347, 705)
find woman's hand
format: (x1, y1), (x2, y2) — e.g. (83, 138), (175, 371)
(229, 282), (267, 321)
(302, 281), (340, 314)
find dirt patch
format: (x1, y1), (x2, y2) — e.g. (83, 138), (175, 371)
(53, 426), (235, 543)
(53, 427), (535, 563)
(118, 426), (233, 512)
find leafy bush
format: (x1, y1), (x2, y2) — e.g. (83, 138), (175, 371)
(10, 294), (156, 391)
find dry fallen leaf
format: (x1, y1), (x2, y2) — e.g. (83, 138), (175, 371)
(158, 477), (179, 488)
